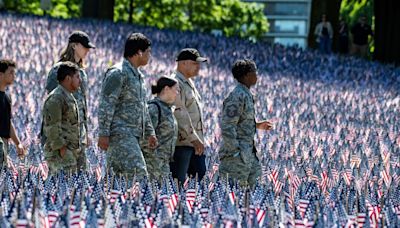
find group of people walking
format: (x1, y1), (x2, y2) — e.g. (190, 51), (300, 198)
(0, 31), (273, 186)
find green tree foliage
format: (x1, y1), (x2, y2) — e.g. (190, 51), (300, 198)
(340, 0), (373, 28)
(2, 0), (81, 18)
(114, 0), (269, 40)
(340, 0), (374, 53)
(1, 0), (268, 39)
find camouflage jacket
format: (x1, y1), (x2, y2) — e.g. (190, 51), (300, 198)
(98, 59), (155, 138)
(142, 97), (178, 158)
(42, 85), (80, 151)
(219, 82), (256, 157)
(46, 62), (88, 141)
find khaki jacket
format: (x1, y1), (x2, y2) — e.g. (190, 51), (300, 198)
(171, 71), (204, 147)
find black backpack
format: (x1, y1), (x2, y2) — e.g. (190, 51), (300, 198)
(148, 100), (162, 128)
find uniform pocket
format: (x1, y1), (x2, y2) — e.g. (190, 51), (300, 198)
(61, 149), (77, 167)
(238, 142), (253, 164)
(44, 150), (60, 163)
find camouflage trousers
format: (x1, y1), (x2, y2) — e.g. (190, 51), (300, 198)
(107, 135), (148, 179)
(143, 149), (172, 181)
(77, 144), (87, 171)
(219, 149), (261, 187)
(78, 123), (87, 170)
(45, 148), (80, 174)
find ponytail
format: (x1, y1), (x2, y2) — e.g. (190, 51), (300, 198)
(151, 76), (178, 95)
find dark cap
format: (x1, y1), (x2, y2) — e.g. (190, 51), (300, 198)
(176, 48), (207, 62)
(68, 31), (95, 49)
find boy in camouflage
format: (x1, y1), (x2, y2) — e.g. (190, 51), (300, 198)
(97, 33), (157, 179)
(142, 77), (179, 180)
(42, 62), (81, 173)
(219, 59), (273, 186)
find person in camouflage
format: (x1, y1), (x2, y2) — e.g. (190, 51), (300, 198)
(219, 59), (273, 187)
(0, 59), (26, 170)
(45, 31), (95, 170)
(97, 33), (157, 179)
(142, 76), (179, 180)
(42, 62), (82, 173)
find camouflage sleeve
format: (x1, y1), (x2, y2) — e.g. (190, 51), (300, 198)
(79, 69), (88, 130)
(98, 69), (124, 137)
(173, 84), (200, 143)
(221, 93), (243, 152)
(45, 65), (59, 94)
(144, 107), (156, 137)
(43, 95), (65, 150)
(147, 103), (159, 132)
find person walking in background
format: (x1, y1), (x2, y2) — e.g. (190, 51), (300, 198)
(142, 76), (179, 181)
(97, 33), (157, 179)
(0, 59), (26, 170)
(45, 30), (95, 170)
(170, 48), (207, 183)
(314, 14), (333, 54)
(42, 62), (81, 173)
(351, 16), (373, 58)
(338, 18), (349, 54)
(219, 59), (273, 187)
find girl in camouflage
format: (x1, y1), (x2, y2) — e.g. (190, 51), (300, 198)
(142, 77), (179, 180)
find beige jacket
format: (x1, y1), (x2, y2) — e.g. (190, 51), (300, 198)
(172, 71), (204, 147)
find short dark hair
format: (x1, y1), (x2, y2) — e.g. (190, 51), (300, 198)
(151, 76), (178, 94)
(124, 33), (151, 58)
(0, 59), (16, 73)
(231, 59), (257, 81)
(57, 61), (79, 82)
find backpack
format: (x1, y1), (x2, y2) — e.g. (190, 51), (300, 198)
(148, 100), (162, 128)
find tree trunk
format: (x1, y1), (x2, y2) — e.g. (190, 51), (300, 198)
(128, 0), (134, 23)
(374, 0), (400, 65)
(308, 0), (342, 51)
(82, 0), (114, 20)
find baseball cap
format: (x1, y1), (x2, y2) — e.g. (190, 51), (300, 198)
(68, 31), (95, 49)
(176, 48), (207, 62)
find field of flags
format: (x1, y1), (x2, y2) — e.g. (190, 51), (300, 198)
(1, 12), (400, 227)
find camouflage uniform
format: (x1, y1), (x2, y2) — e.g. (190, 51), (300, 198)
(98, 59), (155, 179)
(219, 82), (261, 186)
(46, 62), (88, 169)
(142, 97), (178, 180)
(42, 85), (80, 173)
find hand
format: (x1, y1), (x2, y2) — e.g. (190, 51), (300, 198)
(191, 139), (204, 155)
(16, 144), (26, 158)
(60, 146), (67, 158)
(256, 120), (273, 131)
(148, 135), (158, 149)
(98, 136), (110, 150)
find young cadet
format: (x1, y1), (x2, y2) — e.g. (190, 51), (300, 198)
(142, 76), (179, 180)
(97, 33), (157, 179)
(219, 59), (273, 186)
(42, 62), (81, 173)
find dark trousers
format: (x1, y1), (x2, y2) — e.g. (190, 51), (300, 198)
(170, 146), (206, 183)
(319, 36), (331, 54)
